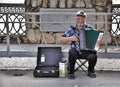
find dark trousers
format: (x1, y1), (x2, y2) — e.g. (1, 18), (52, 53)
(68, 48), (97, 74)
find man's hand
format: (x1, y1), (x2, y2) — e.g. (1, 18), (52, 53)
(98, 39), (105, 45)
(69, 36), (78, 42)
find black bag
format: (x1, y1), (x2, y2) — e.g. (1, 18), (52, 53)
(33, 47), (62, 77)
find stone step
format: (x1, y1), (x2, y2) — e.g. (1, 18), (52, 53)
(0, 45), (120, 70)
(0, 57), (120, 71)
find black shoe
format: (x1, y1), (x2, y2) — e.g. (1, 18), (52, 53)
(67, 73), (75, 79)
(88, 72), (96, 78)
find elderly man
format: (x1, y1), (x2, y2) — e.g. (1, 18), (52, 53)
(60, 10), (104, 79)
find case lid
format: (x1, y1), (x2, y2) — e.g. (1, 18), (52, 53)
(37, 47), (62, 67)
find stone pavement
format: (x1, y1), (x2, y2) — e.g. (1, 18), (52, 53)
(0, 70), (120, 87)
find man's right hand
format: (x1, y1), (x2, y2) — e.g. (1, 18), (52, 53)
(69, 36), (78, 42)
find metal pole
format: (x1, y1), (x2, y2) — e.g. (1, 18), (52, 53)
(104, 15), (108, 53)
(6, 14), (10, 57)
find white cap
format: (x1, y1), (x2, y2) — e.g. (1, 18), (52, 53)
(75, 10), (87, 17)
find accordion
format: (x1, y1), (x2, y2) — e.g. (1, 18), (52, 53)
(80, 28), (104, 52)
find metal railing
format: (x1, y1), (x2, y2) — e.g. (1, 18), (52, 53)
(25, 11), (120, 52)
(0, 10), (120, 57)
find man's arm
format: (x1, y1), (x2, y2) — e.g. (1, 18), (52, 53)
(60, 36), (78, 44)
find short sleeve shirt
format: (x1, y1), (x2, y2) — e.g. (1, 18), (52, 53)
(62, 24), (93, 49)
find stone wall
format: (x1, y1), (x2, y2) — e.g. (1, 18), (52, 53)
(24, 0), (112, 44)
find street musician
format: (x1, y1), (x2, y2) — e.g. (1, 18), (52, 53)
(60, 10), (104, 79)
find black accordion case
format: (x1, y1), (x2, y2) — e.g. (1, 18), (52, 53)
(33, 47), (62, 77)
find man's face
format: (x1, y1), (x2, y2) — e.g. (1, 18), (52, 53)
(75, 16), (86, 29)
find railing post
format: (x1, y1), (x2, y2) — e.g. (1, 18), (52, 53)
(6, 14), (10, 57)
(104, 14), (108, 53)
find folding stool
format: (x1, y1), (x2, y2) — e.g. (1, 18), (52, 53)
(74, 58), (88, 74)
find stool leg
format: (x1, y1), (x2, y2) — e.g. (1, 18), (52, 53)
(75, 59), (88, 74)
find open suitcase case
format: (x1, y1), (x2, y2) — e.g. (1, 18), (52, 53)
(33, 47), (62, 77)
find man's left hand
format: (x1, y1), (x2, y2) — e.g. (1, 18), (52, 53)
(98, 39), (105, 45)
